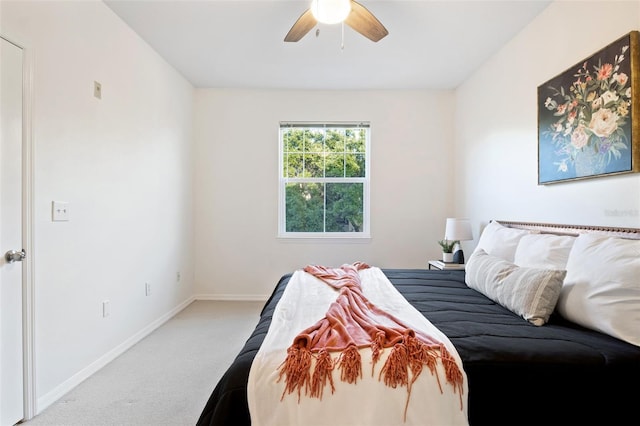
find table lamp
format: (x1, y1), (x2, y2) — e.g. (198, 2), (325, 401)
(444, 218), (473, 264)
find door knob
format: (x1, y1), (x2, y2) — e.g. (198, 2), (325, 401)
(4, 249), (26, 263)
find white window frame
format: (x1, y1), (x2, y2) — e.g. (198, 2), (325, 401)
(278, 122), (371, 239)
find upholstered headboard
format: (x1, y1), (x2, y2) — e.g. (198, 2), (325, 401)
(497, 220), (640, 240)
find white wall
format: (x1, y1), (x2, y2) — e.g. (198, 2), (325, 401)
(1, 0), (194, 411)
(454, 0), (640, 242)
(194, 89), (455, 298)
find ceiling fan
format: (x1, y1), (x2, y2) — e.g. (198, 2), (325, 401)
(284, 0), (389, 43)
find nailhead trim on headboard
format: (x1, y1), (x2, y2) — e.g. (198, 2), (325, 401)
(496, 220), (640, 240)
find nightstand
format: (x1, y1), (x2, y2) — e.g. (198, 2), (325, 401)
(428, 260), (465, 270)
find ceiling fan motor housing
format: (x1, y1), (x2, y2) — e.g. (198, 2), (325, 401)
(311, 0), (352, 24)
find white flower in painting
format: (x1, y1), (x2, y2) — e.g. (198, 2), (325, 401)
(589, 108), (619, 138)
(600, 90), (619, 105)
(554, 121), (563, 132)
(563, 122), (573, 136)
(555, 160), (568, 173)
(592, 96), (603, 110)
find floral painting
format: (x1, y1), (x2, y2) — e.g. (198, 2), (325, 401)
(538, 31), (639, 184)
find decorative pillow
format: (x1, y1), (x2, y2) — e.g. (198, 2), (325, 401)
(556, 233), (640, 347)
(465, 249), (566, 326)
(472, 221), (530, 262)
(514, 234), (576, 270)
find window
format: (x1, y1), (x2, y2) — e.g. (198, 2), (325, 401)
(279, 122), (370, 238)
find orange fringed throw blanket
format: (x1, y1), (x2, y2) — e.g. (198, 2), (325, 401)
(277, 263), (464, 419)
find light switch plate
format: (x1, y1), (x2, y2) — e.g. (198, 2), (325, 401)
(52, 201), (70, 221)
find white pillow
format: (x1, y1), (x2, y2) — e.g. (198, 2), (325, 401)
(514, 234), (576, 270)
(473, 221), (530, 262)
(465, 249), (566, 326)
(556, 233), (640, 347)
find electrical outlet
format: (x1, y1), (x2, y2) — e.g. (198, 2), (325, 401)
(52, 201), (70, 221)
(145, 282), (151, 296)
(94, 81), (102, 99)
(102, 300), (110, 317)
(176, 272), (181, 283)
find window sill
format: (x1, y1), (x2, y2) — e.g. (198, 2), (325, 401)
(277, 232), (371, 241)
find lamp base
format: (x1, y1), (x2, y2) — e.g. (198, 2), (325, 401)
(453, 249), (465, 264)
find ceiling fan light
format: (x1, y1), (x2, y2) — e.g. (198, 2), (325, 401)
(310, 0), (351, 25)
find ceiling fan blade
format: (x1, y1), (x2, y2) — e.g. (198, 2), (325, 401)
(284, 9), (317, 42)
(345, 1), (389, 42)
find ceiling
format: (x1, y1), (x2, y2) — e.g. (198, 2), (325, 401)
(104, 0), (551, 90)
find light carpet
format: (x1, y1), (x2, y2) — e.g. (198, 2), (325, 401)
(23, 300), (263, 426)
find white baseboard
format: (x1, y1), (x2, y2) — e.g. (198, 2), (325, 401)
(194, 293), (268, 302)
(36, 295), (196, 414)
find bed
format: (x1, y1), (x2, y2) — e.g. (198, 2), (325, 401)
(196, 221), (640, 426)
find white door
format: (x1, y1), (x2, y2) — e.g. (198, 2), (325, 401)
(0, 36), (25, 426)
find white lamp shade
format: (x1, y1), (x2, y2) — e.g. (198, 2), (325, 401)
(311, 0), (352, 24)
(444, 218), (473, 241)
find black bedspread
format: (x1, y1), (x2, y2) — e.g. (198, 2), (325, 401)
(197, 269), (640, 426)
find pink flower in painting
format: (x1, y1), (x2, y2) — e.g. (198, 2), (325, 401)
(589, 108), (619, 138)
(597, 63), (613, 80)
(613, 72), (628, 86)
(597, 64), (613, 80)
(570, 126), (589, 149)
